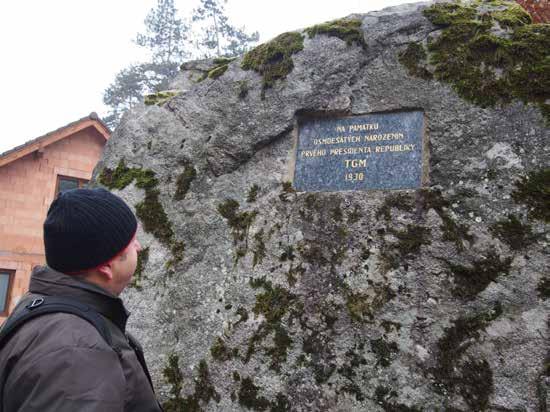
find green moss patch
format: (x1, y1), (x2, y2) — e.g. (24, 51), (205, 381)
(247, 184), (260, 203)
(245, 278), (295, 371)
(208, 64), (228, 79)
(432, 302), (502, 410)
(512, 168), (550, 222)
(99, 159), (158, 191)
(374, 386), (422, 412)
(129, 247), (149, 290)
(238, 377), (271, 411)
(398, 42), (433, 80)
(218, 198), (258, 262)
(163, 358), (220, 411)
(252, 229), (266, 267)
(162, 354), (184, 412)
(210, 337), (235, 361)
(241, 32), (304, 98)
(174, 164), (197, 201)
(346, 284), (396, 322)
(144, 90), (180, 106)
(99, 159), (185, 270)
(401, 1), (549, 122)
(537, 277), (550, 299)
(305, 18), (366, 48)
(449, 249), (512, 299)
(135, 189), (174, 247)
(370, 338), (399, 367)
(420, 189), (473, 251)
(490, 214), (535, 250)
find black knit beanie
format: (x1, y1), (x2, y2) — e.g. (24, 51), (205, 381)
(44, 188), (138, 273)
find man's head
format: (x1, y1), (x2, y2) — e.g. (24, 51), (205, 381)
(43, 188), (141, 295)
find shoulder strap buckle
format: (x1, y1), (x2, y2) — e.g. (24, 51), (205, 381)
(26, 298), (45, 309)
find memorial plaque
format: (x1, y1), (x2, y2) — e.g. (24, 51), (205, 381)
(293, 111), (425, 192)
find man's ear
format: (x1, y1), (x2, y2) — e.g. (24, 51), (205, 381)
(97, 262), (114, 280)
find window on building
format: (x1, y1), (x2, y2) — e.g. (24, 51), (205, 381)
(0, 270), (14, 316)
(55, 175), (88, 197)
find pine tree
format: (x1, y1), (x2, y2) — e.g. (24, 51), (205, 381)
(103, 0), (189, 129)
(192, 0), (259, 58)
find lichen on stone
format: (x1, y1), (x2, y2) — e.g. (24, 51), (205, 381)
(305, 18), (366, 48)
(511, 168), (550, 222)
(241, 32), (304, 98)
(401, 0), (550, 122)
(144, 90), (180, 106)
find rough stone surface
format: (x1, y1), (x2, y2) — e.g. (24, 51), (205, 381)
(91, 1), (549, 410)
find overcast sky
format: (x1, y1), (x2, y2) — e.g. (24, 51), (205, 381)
(0, 0), (409, 154)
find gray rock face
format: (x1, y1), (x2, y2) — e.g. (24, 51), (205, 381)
(92, 2), (549, 410)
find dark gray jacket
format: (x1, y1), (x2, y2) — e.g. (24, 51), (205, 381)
(0, 266), (162, 412)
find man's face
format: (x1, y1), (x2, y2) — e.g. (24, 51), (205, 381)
(110, 233), (142, 294)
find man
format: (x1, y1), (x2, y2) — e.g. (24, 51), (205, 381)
(0, 188), (162, 411)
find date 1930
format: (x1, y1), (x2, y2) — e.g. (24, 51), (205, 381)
(344, 172), (364, 181)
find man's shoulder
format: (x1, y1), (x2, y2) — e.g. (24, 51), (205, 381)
(4, 311), (113, 356)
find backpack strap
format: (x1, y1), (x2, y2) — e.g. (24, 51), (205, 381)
(127, 332), (155, 391)
(0, 296), (113, 350)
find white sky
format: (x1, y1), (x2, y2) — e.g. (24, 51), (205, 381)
(0, 0), (408, 154)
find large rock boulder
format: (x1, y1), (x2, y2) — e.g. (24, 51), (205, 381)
(92, 1), (549, 410)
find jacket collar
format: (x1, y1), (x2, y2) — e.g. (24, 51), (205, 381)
(28, 265), (130, 332)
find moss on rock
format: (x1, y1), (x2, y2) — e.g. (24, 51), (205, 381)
(346, 284), (396, 322)
(370, 338), (399, 367)
(537, 277), (550, 299)
(512, 168), (550, 222)
(238, 377), (271, 411)
(449, 249), (512, 299)
(174, 164), (197, 201)
(241, 32), (304, 98)
(210, 337), (234, 361)
(398, 42), (433, 80)
(144, 90), (180, 106)
(129, 247), (149, 290)
(246, 278), (295, 370)
(99, 160), (177, 257)
(433, 302), (502, 409)
(305, 18), (366, 48)
(247, 184), (260, 203)
(136, 188), (174, 247)
(490, 214), (535, 250)
(401, 1), (550, 122)
(208, 64), (229, 79)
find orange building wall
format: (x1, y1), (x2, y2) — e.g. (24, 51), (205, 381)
(0, 126), (106, 322)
